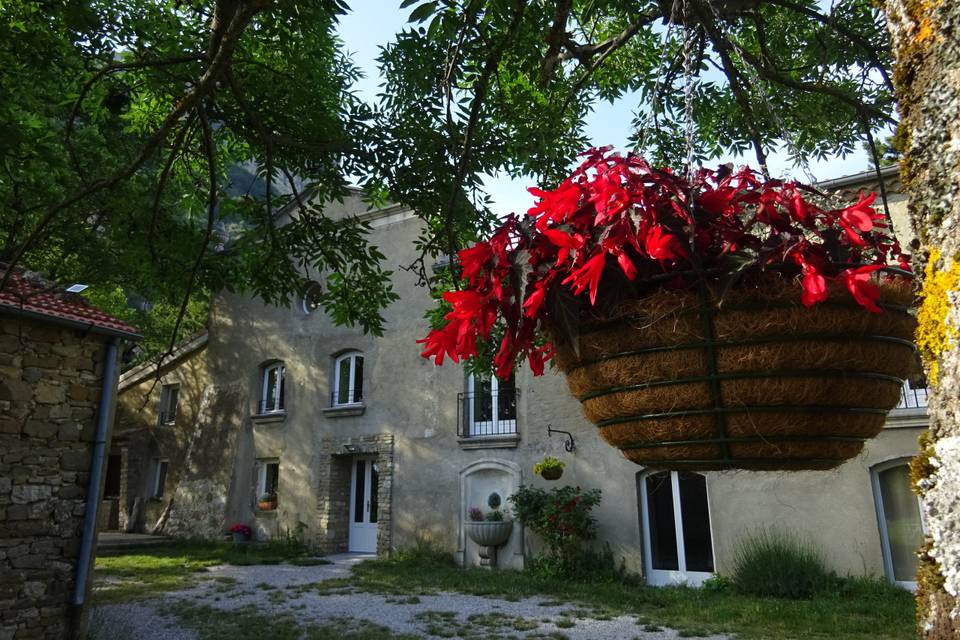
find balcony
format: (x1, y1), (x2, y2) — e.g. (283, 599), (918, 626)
(157, 409), (177, 426)
(458, 387), (519, 448)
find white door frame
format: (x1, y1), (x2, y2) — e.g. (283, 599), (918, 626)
(871, 458), (926, 591)
(349, 456), (379, 553)
(639, 470), (716, 586)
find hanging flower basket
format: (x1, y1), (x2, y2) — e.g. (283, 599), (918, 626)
(553, 275), (915, 470)
(419, 148), (917, 471)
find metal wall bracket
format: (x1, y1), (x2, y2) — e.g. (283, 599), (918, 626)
(547, 424), (576, 453)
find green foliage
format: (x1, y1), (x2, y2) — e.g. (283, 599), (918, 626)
(533, 456), (565, 475)
(731, 529), (833, 599)
(0, 0), (395, 360)
(508, 485), (601, 572)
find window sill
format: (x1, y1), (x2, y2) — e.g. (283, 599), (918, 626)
(255, 509), (278, 517)
(458, 433), (520, 450)
(323, 403), (366, 418)
(251, 411), (287, 425)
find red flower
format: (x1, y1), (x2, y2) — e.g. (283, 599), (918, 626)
(561, 252), (607, 305)
(839, 265), (883, 312)
(522, 285), (547, 319)
(800, 265), (828, 307)
(642, 224), (686, 261)
(839, 192), (884, 246)
(527, 179), (583, 231)
(457, 242), (493, 284)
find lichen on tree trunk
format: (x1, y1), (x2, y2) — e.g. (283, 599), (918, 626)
(884, 0), (960, 635)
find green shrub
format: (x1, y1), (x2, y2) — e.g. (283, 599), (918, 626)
(731, 529), (832, 599)
(508, 485), (601, 574)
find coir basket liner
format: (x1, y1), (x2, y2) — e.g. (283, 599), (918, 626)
(552, 277), (917, 471)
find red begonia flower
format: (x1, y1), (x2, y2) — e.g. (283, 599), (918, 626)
(839, 265), (883, 312)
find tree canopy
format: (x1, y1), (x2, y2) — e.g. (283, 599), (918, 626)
(0, 0), (897, 360)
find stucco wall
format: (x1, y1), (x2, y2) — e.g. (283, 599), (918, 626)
(114, 340), (211, 532)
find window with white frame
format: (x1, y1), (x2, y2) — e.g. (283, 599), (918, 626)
(152, 458), (169, 499)
(871, 459), (926, 589)
(464, 373), (516, 436)
(259, 362), (285, 413)
(332, 351), (364, 406)
(158, 384), (179, 425)
(257, 460), (280, 510)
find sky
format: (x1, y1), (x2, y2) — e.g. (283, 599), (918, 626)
(337, 2), (881, 217)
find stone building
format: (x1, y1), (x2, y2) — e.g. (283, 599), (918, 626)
(0, 268), (140, 640)
(116, 168), (928, 589)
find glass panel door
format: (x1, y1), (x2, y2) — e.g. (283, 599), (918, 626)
(640, 470), (715, 586)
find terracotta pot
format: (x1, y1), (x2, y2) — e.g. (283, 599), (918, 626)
(257, 501), (277, 511)
(465, 520), (513, 547)
(539, 467), (563, 481)
(553, 280), (917, 471)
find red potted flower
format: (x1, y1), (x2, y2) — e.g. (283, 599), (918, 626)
(419, 148), (916, 471)
(228, 523), (252, 544)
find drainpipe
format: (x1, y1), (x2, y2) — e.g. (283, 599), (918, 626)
(72, 336), (120, 606)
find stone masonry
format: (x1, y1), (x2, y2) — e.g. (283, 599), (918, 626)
(0, 316), (114, 640)
(315, 434), (394, 555)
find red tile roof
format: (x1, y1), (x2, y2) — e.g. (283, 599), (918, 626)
(0, 267), (141, 339)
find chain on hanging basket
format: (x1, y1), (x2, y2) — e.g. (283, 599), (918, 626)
(418, 148), (917, 471)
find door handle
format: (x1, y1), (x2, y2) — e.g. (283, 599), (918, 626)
(366, 500), (370, 514)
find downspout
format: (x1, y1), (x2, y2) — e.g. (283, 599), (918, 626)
(72, 336), (120, 606)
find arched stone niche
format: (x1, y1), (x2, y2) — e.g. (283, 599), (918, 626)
(457, 459), (523, 569)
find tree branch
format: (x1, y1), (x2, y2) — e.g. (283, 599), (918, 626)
(762, 0), (894, 93)
(1, 0), (269, 291)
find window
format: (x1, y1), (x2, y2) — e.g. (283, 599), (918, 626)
(158, 384), (179, 425)
(463, 373), (516, 436)
(639, 470), (715, 586)
(872, 460), (926, 589)
(152, 459), (169, 499)
(257, 460), (280, 510)
(332, 351), (364, 406)
(259, 363), (285, 414)
(301, 281), (322, 315)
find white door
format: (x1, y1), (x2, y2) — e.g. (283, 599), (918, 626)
(640, 470), (715, 586)
(349, 457), (379, 553)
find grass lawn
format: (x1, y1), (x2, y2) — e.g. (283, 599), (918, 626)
(93, 540), (329, 603)
(92, 543), (915, 639)
(347, 551), (916, 640)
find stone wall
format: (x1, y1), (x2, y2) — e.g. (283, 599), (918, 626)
(314, 434), (394, 555)
(0, 316), (114, 640)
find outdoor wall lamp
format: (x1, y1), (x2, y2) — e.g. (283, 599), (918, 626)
(342, 444), (359, 453)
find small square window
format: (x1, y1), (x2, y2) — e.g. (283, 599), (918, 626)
(158, 385), (179, 425)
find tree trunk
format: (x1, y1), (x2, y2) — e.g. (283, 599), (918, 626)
(884, 1), (960, 636)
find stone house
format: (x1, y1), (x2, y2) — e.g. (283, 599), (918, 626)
(0, 268), (140, 640)
(115, 166), (928, 589)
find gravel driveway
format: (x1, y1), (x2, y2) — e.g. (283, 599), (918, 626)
(92, 554), (730, 640)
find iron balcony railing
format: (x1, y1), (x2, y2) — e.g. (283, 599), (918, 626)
(457, 388), (519, 438)
(895, 379), (929, 411)
(329, 388), (363, 407)
(157, 409), (177, 425)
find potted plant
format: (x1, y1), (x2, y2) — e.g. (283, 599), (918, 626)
(419, 148), (916, 471)
(228, 523), (252, 544)
(464, 493), (513, 567)
(534, 456), (565, 481)
(257, 492), (277, 511)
